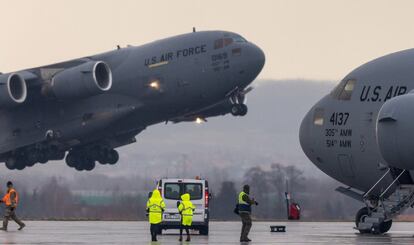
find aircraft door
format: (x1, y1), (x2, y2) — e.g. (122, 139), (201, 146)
(338, 154), (355, 178)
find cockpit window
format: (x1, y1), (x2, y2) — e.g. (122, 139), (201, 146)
(331, 79), (356, 101)
(214, 39), (224, 49)
(233, 36), (247, 43)
(313, 108), (324, 126)
(224, 38), (233, 46)
(214, 36), (245, 49)
(214, 38), (234, 49)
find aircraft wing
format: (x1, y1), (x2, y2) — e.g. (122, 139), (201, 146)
(15, 58), (94, 87)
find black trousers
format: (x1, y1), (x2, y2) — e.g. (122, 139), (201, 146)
(150, 224), (160, 241)
(179, 225), (190, 238)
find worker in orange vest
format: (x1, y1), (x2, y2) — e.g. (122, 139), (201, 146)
(0, 181), (25, 231)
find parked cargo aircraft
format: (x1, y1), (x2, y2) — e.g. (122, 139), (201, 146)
(300, 49), (414, 234)
(0, 30), (265, 171)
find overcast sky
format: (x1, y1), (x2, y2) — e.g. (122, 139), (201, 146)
(1, 0), (413, 81)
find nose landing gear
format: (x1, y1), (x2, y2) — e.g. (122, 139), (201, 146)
(231, 104), (248, 116)
(355, 207), (392, 234)
(355, 169), (414, 234)
(229, 87), (250, 117)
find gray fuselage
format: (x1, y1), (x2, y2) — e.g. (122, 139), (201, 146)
(0, 30), (265, 170)
(300, 49), (414, 194)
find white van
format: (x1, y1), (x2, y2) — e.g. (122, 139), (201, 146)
(157, 178), (210, 235)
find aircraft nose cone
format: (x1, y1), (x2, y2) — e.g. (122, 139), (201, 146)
(251, 44), (265, 74)
(299, 109), (313, 159)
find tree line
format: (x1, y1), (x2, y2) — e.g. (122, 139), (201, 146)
(0, 163), (361, 221)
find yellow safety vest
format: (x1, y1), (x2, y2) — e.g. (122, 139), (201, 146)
(178, 193), (195, 226)
(147, 199), (165, 224)
(179, 201), (194, 217)
(238, 191), (248, 205)
(238, 191), (251, 213)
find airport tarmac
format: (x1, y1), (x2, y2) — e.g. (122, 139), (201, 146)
(1, 221), (414, 244)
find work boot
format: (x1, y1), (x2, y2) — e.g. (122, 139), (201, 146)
(0, 227), (7, 231)
(186, 236), (191, 242)
(18, 224), (25, 231)
(179, 236), (183, 242)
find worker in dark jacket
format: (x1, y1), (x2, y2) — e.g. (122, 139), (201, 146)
(238, 185), (258, 242)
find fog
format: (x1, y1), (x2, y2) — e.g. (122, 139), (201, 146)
(0, 79), (368, 220)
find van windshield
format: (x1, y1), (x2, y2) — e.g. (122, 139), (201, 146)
(164, 183), (203, 200)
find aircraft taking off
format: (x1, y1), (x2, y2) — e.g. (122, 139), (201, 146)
(300, 49), (414, 234)
(0, 31), (265, 171)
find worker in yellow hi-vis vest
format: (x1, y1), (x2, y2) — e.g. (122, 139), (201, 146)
(238, 185), (258, 242)
(146, 189), (165, 242)
(178, 193), (195, 242)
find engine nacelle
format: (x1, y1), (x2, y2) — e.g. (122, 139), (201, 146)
(48, 61), (112, 100)
(377, 93), (414, 169)
(0, 73), (27, 107)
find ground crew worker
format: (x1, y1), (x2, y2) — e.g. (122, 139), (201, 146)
(146, 189), (165, 242)
(238, 184), (258, 242)
(178, 193), (195, 242)
(0, 181), (25, 231)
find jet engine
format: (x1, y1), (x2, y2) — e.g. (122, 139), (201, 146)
(377, 93), (414, 170)
(0, 73), (27, 107)
(47, 61), (112, 100)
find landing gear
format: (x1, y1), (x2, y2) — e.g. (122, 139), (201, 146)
(4, 146), (65, 170)
(353, 168), (414, 234)
(231, 104), (248, 116)
(355, 207), (372, 234)
(229, 88), (249, 117)
(65, 146), (119, 171)
(355, 207), (392, 234)
(378, 219), (392, 234)
(107, 149), (119, 165)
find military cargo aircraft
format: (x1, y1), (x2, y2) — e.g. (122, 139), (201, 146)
(300, 49), (414, 234)
(0, 30), (265, 171)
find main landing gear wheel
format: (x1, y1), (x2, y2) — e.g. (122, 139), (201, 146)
(83, 158), (96, 171)
(5, 158), (17, 170)
(65, 147), (119, 171)
(355, 207), (392, 234)
(5, 156), (27, 170)
(107, 149), (119, 165)
(231, 104), (248, 116)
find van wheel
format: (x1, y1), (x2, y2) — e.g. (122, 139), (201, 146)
(199, 226), (209, 235)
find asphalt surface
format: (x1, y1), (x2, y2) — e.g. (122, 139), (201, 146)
(1, 221), (414, 244)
